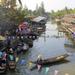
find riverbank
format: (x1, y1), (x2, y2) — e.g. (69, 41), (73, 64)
(54, 14), (75, 42)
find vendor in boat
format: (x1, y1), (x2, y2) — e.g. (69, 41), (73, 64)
(2, 51), (7, 64)
(8, 48), (14, 54)
(37, 55), (42, 65)
(8, 54), (15, 61)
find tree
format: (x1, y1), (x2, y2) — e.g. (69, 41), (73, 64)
(33, 1), (46, 16)
(65, 6), (69, 14)
(0, 0), (22, 8)
(35, 4), (39, 13)
(41, 1), (45, 14)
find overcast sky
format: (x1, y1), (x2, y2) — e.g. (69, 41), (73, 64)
(18, 0), (75, 12)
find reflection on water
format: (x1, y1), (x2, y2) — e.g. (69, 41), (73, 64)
(64, 35), (75, 53)
(6, 21), (75, 75)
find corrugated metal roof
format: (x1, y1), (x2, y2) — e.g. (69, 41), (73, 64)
(32, 16), (46, 22)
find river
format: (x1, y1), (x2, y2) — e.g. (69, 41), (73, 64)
(7, 21), (75, 75)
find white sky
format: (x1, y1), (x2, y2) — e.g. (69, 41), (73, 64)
(18, 0), (75, 12)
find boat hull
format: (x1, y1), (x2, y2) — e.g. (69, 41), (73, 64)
(31, 54), (69, 65)
(8, 61), (16, 70)
(0, 64), (6, 73)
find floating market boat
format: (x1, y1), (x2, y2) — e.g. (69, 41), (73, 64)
(0, 63), (6, 73)
(30, 54), (69, 65)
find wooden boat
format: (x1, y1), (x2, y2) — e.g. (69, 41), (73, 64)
(8, 61), (16, 70)
(30, 54), (69, 65)
(0, 63), (6, 73)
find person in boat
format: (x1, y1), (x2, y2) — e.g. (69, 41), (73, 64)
(2, 51), (7, 64)
(22, 43), (29, 51)
(6, 47), (15, 56)
(17, 43), (23, 54)
(8, 54), (15, 61)
(9, 48), (14, 54)
(37, 55), (42, 65)
(6, 36), (11, 49)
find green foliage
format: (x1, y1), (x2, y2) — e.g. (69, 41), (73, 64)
(50, 7), (75, 19)
(0, 6), (31, 25)
(0, 0), (46, 27)
(33, 1), (45, 16)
